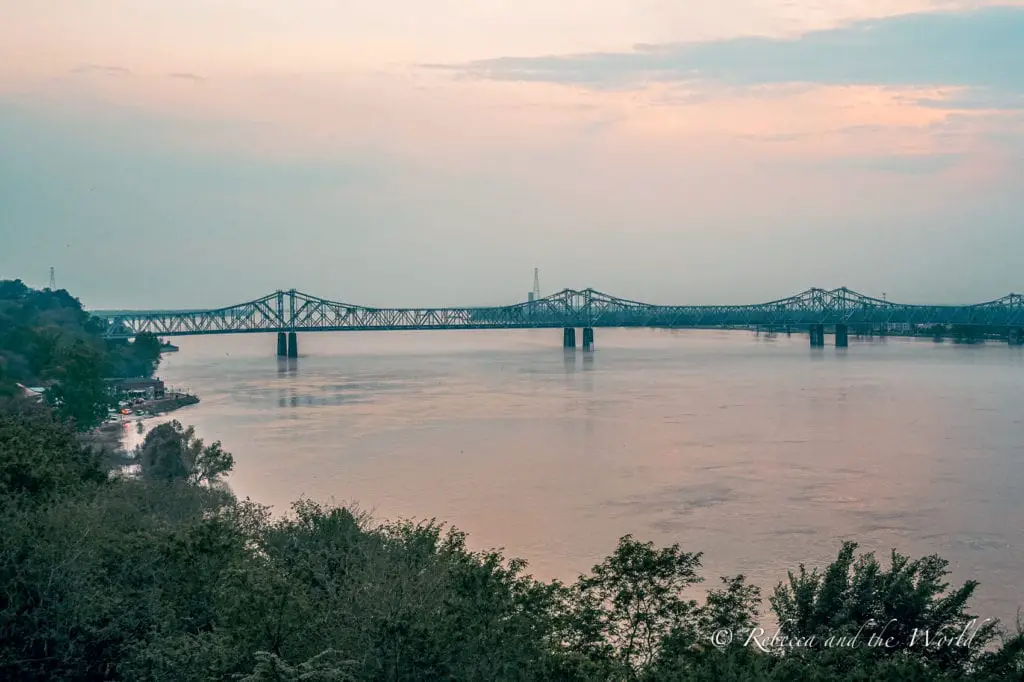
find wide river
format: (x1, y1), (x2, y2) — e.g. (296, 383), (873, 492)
(133, 329), (1024, 627)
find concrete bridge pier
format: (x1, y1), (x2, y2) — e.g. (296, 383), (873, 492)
(277, 332), (287, 357)
(563, 328), (577, 349)
(835, 324), (849, 348)
(809, 324), (825, 347)
(582, 327), (594, 351)
(1010, 328), (1024, 346)
(287, 331), (298, 358)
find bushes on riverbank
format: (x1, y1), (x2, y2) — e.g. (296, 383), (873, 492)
(1, 401), (1022, 681)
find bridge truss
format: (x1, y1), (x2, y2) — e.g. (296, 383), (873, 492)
(93, 288), (1024, 339)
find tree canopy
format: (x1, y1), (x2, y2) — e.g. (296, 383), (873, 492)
(0, 279), (162, 430)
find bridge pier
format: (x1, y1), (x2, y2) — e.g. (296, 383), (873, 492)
(582, 327), (594, 351)
(809, 324), (825, 347)
(563, 328), (577, 349)
(1010, 328), (1024, 346)
(287, 331), (298, 358)
(277, 332), (287, 357)
(835, 324), (849, 348)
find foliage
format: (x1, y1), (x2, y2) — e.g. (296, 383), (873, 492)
(234, 650), (358, 681)
(137, 420), (234, 486)
(44, 339), (112, 430)
(769, 541), (1000, 673)
(561, 535), (705, 677)
(0, 279), (163, 431)
(0, 399), (106, 498)
(107, 332), (163, 379)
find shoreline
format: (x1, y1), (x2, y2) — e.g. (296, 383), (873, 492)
(137, 391), (200, 416)
(84, 392), (200, 456)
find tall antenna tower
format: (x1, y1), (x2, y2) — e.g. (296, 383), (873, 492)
(48, 266), (56, 290)
(532, 268), (541, 299)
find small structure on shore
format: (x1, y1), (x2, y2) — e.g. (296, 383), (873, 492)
(106, 377), (166, 401)
(15, 383), (46, 402)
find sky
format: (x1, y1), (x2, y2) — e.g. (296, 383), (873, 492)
(1, 1), (1023, 309)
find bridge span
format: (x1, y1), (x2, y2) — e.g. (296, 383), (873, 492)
(91, 287), (1024, 355)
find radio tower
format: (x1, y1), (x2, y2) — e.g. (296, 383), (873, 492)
(532, 268), (541, 299)
(48, 267), (56, 290)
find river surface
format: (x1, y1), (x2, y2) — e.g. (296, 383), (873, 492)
(130, 329), (1024, 627)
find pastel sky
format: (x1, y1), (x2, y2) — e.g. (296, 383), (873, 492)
(1, 1), (1022, 308)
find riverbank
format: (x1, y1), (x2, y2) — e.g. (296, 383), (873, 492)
(80, 392), (200, 458)
(136, 391), (200, 416)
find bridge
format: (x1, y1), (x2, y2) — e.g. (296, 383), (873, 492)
(92, 287), (1024, 356)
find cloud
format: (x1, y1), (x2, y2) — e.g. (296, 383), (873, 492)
(441, 6), (1024, 102)
(71, 64), (134, 77)
(168, 72), (206, 82)
(912, 87), (1024, 109)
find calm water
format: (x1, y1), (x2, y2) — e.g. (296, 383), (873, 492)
(131, 329), (1024, 626)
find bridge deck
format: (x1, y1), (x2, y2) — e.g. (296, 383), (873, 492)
(91, 287), (1024, 338)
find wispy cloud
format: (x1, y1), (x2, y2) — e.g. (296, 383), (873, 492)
(439, 6), (1024, 106)
(71, 64), (133, 77)
(168, 72), (206, 82)
(912, 87), (1024, 110)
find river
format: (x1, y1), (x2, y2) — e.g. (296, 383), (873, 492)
(127, 328), (1024, 627)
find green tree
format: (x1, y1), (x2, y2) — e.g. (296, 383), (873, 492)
(106, 332), (162, 379)
(0, 279), (163, 428)
(137, 420), (234, 486)
(769, 541), (1000, 674)
(563, 534), (705, 678)
(0, 399), (106, 498)
(44, 339), (112, 431)
(235, 650), (357, 681)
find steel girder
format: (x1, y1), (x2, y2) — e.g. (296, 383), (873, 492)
(92, 287), (1024, 339)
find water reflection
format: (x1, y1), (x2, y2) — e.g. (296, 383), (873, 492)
(563, 349), (576, 374)
(276, 357), (298, 375)
(275, 357), (299, 407)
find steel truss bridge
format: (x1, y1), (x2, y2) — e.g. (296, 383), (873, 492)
(92, 287), (1024, 352)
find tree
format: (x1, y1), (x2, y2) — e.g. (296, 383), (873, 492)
(45, 339), (112, 431)
(0, 278), (30, 301)
(137, 420), (234, 486)
(106, 332), (162, 379)
(563, 535), (705, 678)
(0, 363), (15, 399)
(0, 399), (106, 498)
(769, 541), (1001, 674)
(0, 280), (160, 428)
(235, 650), (358, 681)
